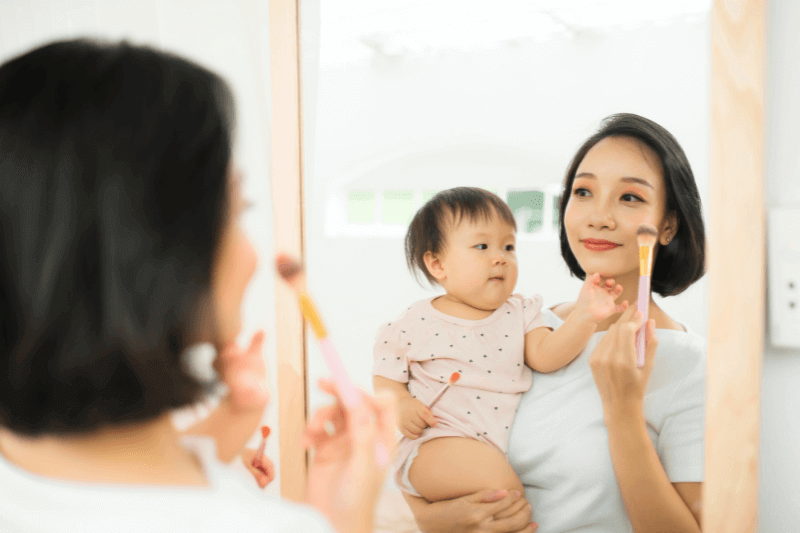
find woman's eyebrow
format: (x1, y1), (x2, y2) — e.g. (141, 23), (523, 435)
(620, 176), (654, 189)
(575, 172), (653, 190)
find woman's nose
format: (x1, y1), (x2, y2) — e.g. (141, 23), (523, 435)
(589, 204), (616, 230)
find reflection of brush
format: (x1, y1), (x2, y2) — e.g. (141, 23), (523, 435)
(275, 254), (360, 408)
(636, 224), (658, 367)
(398, 372), (460, 444)
(251, 426), (271, 469)
(426, 372), (461, 410)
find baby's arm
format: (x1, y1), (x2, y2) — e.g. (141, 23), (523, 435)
(525, 273), (626, 373)
(373, 376), (438, 439)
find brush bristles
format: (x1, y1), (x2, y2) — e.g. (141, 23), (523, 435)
(636, 224), (658, 248)
(449, 372), (460, 384)
(276, 254), (302, 282)
(261, 426), (271, 439)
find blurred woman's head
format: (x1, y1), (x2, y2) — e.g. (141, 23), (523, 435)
(558, 113), (706, 296)
(0, 38), (256, 436)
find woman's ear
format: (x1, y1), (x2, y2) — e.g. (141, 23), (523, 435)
(423, 251), (446, 282)
(660, 211), (679, 246)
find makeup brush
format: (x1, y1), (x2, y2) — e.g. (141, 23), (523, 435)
(636, 224), (658, 367)
(426, 372), (461, 410)
(398, 372), (460, 444)
(251, 425), (271, 469)
(275, 254), (361, 408)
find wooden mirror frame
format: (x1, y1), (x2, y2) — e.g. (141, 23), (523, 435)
(269, 0), (766, 530)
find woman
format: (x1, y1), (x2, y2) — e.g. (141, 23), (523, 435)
(0, 39), (395, 533)
(404, 114), (706, 533)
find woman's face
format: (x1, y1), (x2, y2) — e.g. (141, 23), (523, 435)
(564, 136), (677, 279)
(211, 168), (258, 345)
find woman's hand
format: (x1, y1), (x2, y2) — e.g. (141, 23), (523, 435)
(588, 304), (658, 420)
(302, 379), (397, 533)
(403, 489), (537, 533)
(215, 330), (270, 410)
(574, 272), (627, 324)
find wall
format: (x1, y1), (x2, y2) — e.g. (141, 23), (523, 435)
(759, 1), (800, 531)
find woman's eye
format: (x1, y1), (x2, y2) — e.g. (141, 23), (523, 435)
(475, 244), (488, 250)
(572, 187), (590, 197)
(621, 193), (643, 203)
(505, 244), (515, 252)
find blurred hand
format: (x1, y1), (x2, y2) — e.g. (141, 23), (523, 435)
(302, 379), (397, 533)
(242, 447), (275, 489)
(398, 396), (438, 439)
(215, 330), (269, 410)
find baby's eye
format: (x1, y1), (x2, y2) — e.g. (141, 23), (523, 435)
(621, 193), (643, 203)
(474, 244), (488, 250)
(505, 244), (515, 252)
(572, 187), (590, 197)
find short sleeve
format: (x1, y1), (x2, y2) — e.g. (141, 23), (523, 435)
(521, 294), (549, 334)
(372, 321), (410, 383)
(656, 356), (705, 482)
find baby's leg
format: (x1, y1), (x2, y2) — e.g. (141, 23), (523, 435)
(407, 437), (524, 502)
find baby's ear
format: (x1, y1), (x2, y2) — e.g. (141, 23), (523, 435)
(423, 251), (446, 282)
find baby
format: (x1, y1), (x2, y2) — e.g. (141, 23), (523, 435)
(372, 187), (626, 502)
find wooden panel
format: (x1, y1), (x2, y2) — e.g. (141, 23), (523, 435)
(269, 0), (308, 502)
(705, 1), (765, 531)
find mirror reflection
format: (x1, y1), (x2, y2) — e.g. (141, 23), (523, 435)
(301, 1), (710, 531)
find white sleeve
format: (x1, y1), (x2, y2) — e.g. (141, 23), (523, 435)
(656, 353), (705, 482)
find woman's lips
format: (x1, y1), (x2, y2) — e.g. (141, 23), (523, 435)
(582, 239), (620, 251)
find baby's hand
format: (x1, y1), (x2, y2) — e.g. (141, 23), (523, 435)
(575, 272), (627, 324)
(398, 397), (438, 439)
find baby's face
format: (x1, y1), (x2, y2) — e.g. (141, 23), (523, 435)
(437, 213), (518, 311)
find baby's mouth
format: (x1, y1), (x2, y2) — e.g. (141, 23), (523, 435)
(489, 276), (505, 281)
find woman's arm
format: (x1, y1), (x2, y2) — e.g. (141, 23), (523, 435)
(605, 407), (702, 531)
(590, 307), (701, 533)
(403, 489), (536, 533)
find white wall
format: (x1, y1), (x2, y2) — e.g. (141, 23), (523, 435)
(302, 13), (712, 414)
(0, 0), (281, 495)
(760, 1), (800, 531)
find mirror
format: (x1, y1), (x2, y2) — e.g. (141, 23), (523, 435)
(299, 0), (712, 529)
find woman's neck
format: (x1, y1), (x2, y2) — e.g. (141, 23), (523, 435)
(0, 414), (207, 486)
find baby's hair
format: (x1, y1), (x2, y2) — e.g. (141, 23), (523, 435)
(405, 187), (516, 286)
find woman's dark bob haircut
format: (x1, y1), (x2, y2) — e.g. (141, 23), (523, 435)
(406, 187), (516, 286)
(558, 113), (706, 296)
(0, 39), (235, 435)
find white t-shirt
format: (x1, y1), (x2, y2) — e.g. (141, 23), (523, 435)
(507, 309), (705, 533)
(0, 436), (335, 533)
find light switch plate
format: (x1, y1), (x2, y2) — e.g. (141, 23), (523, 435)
(768, 207), (800, 348)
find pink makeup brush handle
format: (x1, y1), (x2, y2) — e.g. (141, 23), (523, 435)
(637, 275), (650, 367)
(319, 337), (361, 408)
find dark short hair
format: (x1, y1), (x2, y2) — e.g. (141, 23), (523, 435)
(405, 187), (516, 285)
(558, 113), (706, 296)
(0, 39), (235, 435)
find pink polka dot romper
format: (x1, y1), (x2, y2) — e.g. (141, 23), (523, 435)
(372, 294), (549, 495)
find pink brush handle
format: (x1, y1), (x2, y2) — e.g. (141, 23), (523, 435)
(426, 383), (451, 410)
(319, 337), (361, 408)
(636, 275), (650, 367)
(318, 338), (389, 467)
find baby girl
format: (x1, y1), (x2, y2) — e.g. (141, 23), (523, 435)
(372, 187), (626, 502)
